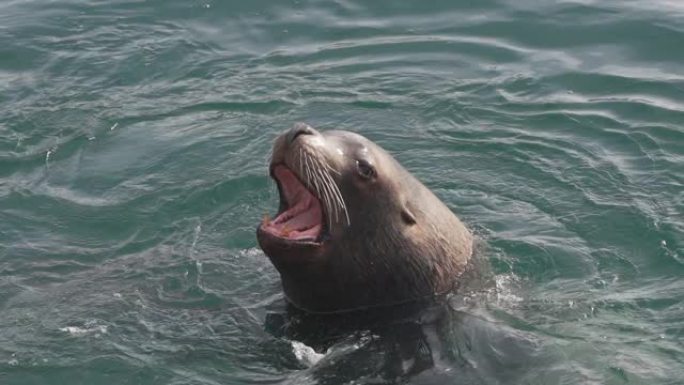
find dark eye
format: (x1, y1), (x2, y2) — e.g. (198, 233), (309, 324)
(356, 159), (376, 179)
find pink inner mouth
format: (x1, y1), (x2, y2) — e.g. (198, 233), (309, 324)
(261, 165), (323, 241)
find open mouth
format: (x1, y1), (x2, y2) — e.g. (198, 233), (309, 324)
(260, 165), (325, 243)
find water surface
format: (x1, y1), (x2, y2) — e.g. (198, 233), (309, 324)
(1, 0), (683, 384)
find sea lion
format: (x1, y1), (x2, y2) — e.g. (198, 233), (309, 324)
(257, 123), (472, 313)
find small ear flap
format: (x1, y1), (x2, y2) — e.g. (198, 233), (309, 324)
(401, 202), (417, 225)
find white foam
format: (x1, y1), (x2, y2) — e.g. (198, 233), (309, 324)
(59, 325), (108, 337)
(291, 341), (325, 367)
(495, 274), (523, 304)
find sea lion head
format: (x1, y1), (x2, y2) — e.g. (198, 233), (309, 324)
(257, 123), (472, 313)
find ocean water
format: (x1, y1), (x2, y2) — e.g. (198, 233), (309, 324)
(1, 0), (683, 384)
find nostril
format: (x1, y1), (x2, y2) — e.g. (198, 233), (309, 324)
(288, 123), (315, 143)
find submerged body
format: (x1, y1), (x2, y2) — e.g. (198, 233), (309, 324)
(257, 123), (472, 313)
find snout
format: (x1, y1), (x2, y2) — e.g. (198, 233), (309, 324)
(286, 122), (319, 144)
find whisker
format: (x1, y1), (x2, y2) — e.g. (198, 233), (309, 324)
(315, 155), (342, 224)
(325, 171), (350, 226)
(307, 154), (334, 228)
(304, 151), (312, 187)
(319, 158), (350, 226)
(315, 161), (337, 226)
(298, 149), (304, 179)
(298, 149), (351, 227)
(320, 171), (339, 224)
(307, 155), (322, 206)
(324, 163), (342, 176)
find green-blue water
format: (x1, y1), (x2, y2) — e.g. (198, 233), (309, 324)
(1, 0), (683, 384)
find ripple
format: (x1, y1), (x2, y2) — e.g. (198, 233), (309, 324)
(1, 0), (683, 384)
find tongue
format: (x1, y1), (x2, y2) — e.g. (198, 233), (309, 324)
(262, 166), (323, 240)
